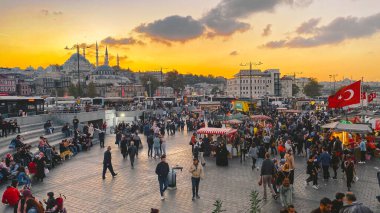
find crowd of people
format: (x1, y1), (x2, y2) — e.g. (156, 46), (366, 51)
(1, 100), (378, 212)
(184, 105), (378, 212)
(0, 116), (107, 212)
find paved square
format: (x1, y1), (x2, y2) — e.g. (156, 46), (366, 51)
(1, 130), (379, 213)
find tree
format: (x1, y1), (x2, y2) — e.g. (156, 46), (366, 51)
(68, 84), (79, 97)
(303, 78), (323, 98)
(86, 82), (98, 98)
(56, 88), (66, 97)
(164, 70), (185, 93)
(139, 74), (159, 97)
(212, 199), (226, 213)
(249, 190), (262, 213)
(292, 84), (300, 96)
(211, 86), (220, 95)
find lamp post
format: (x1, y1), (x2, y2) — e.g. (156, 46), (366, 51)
(147, 78), (152, 97)
(329, 74), (338, 93)
(240, 61), (262, 101)
(160, 67), (169, 96)
(64, 43), (91, 97)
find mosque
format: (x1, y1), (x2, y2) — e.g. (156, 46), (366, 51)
(61, 42), (130, 89)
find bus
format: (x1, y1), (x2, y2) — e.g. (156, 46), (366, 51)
(0, 96), (45, 117)
(80, 97), (93, 105)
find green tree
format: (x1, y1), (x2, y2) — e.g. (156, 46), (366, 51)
(212, 199), (226, 213)
(249, 190), (262, 213)
(68, 84), (79, 97)
(86, 82), (98, 98)
(303, 78), (323, 98)
(292, 84), (300, 96)
(211, 86), (220, 95)
(164, 70), (185, 93)
(140, 74), (159, 97)
(56, 88), (66, 97)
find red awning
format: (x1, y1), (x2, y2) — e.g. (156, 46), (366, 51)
(251, 115), (272, 120)
(197, 127), (237, 135)
(221, 119), (243, 124)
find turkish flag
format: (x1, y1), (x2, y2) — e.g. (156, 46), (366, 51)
(368, 92), (376, 102)
(328, 80), (361, 108)
(361, 92), (366, 100)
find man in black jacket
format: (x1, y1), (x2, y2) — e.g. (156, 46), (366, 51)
(155, 154), (169, 200)
(147, 131), (154, 157)
(102, 146), (117, 179)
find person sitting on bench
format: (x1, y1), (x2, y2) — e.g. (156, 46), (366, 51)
(44, 120), (54, 134)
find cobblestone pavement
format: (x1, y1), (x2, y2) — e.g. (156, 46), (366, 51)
(1, 130), (379, 213)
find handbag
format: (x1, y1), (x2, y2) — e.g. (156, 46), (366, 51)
(44, 168), (50, 175)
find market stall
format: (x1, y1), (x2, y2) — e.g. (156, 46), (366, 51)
(251, 115), (272, 121)
(196, 127), (238, 158)
(322, 121), (373, 146)
(221, 119), (243, 127)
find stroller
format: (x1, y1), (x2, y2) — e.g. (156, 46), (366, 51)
(46, 194), (67, 213)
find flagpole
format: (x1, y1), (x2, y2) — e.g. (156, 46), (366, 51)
(361, 77), (364, 111)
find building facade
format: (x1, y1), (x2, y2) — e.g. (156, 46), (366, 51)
(0, 74), (17, 95)
(226, 69), (280, 98)
(280, 76), (293, 98)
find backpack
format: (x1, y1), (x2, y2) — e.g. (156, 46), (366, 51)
(282, 173), (290, 187)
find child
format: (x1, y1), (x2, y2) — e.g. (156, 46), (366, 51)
(44, 192), (57, 212)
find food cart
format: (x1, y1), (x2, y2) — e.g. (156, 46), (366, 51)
(322, 121), (373, 159)
(196, 127), (238, 157)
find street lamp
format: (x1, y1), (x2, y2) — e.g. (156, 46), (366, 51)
(64, 43), (91, 97)
(147, 78), (152, 97)
(240, 61), (262, 101)
(159, 67), (169, 96)
(329, 74), (338, 93)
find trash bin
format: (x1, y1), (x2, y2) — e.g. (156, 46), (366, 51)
(167, 166), (183, 189)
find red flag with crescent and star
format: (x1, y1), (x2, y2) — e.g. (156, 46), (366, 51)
(328, 80), (361, 108)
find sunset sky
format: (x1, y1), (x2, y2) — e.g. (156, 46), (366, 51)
(1, 0), (380, 81)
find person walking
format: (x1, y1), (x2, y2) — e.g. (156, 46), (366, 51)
(147, 131), (154, 158)
(102, 146), (117, 179)
(359, 138), (367, 164)
(259, 152), (278, 200)
(196, 139), (206, 166)
(320, 148), (331, 182)
(128, 141), (137, 169)
(306, 155), (319, 189)
(133, 133), (141, 157)
(153, 134), (161, 159)
(120, 136), (128, 159)
(160, 135), (167, 156)
(344, 155), (355, 191)
(279, 164), (293, 208)
(331, 152), (340, 180)
(284, 149), (295, 185)
(248, 143), (258, 171)
(339, 193), (373, 213)
(189, 158), (204, 201)
(155, 155), (169, 200)
(99, 130), (105, 148)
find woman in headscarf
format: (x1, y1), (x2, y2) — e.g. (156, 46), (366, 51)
(216, 142), (229, 166)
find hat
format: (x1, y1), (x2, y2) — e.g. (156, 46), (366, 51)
(22, 189), (32, 197)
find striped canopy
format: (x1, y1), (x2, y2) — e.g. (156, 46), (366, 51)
(251, 115), (272, 120)
(221, 119), (243, 124)
(196, 127), (237, 135)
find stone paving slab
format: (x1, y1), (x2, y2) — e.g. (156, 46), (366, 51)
(1, 130), (379, 213)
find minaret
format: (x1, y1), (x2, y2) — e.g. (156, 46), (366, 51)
(104, 46), (109, 66)
(83, 47), (86, 59)
(95, 41), (99, 67)
(117, 54), (120, 68)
